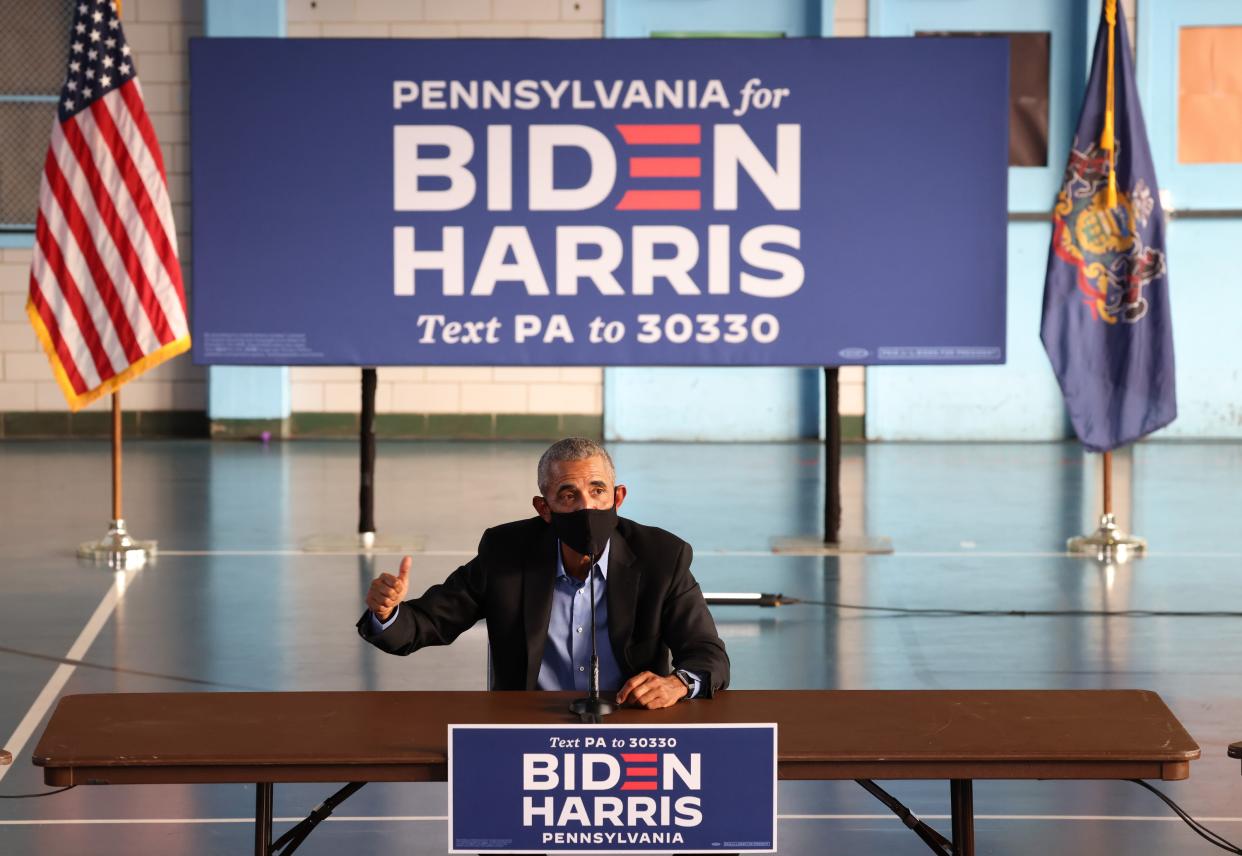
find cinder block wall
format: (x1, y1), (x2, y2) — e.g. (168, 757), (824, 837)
(0, 0), (204, 436)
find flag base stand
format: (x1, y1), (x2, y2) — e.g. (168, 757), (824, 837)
(78, 518), (156, 569)
(1067, 513), (1146, 563)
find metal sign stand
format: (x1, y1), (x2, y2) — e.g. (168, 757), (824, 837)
(300, 369), (422, 554)
(772, 368), (892, 555)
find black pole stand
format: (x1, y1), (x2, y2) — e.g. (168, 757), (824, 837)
(359, 367), (377, 548)
(570, 555), (615, 723)
(298, 369), (422, 554)
(770, 367), (892, 555)
(824, 366), (842, 545)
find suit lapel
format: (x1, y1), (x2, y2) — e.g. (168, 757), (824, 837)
(523, 524), (558, 689)
(605, 531), (641, 670)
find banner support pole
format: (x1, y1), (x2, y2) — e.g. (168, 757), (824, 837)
(1068, 447), (1145, 562)
(78, 390), (156, 568)
(769, 367), (892, 555)
(359, 368), (377, 549)
(823, 366), (841, 545)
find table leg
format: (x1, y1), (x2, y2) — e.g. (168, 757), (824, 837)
(255, 782), (274, 856)
(950, 779), (974, 856)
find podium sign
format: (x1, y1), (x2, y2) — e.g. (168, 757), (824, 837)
(448, 723), (777, 853)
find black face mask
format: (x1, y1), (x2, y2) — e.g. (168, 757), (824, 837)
(549, 506), (618, 559)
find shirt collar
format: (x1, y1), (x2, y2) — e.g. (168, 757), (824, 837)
(555, 537), (611, 583)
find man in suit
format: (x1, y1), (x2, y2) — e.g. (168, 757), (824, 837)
(358, 437), (728, 707)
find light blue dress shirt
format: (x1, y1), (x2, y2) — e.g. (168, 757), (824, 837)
(370, 537), (702, 698)
(536, 539), (622, 692)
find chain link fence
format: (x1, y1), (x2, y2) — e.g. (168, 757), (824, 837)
(0, 0), (75, 229)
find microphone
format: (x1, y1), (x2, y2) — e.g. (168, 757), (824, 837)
(570, 551), (615, 723)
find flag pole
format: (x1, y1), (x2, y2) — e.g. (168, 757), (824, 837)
(1102, 449), (1112, 515)
(78, 389), (156, 568)
(1068, 448), (1146, 562)
(112, 391), (122, 520)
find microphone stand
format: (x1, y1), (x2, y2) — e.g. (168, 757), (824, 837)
(570, 552), (615, 723)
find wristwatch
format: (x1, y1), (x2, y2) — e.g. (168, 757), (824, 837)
(672, 669), (694, 697)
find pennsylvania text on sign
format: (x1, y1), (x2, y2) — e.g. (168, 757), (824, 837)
(190, 38), (1008, 366)
(448, 724), (777, 853)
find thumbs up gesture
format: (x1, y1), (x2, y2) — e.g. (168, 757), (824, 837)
(366, 556), (411, 622)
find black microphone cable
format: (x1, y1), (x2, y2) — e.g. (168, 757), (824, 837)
(1130, 780), (1242, 854)
(0, 785), (76, 799)
(706, 592), (1242, 618)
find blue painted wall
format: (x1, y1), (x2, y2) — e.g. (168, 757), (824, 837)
(1137, 0), (1242, 438)
(202, 0), (290, 421)
(866, 222), (1066, 440)
(604, 0), (832, 442)
(865, 0), (1085, 441)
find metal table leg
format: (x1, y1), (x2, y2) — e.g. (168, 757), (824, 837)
(255, 782), (274, 856)
(950, 779), (974, 856)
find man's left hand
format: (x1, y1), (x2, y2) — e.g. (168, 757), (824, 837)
(616, 672), (688, 709)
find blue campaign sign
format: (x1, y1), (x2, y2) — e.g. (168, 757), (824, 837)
(189, 38), (1008, 367)
(448, 724), (777, 853)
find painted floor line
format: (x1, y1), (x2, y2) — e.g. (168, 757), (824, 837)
(3, 814), (1239, 826)
(153, 548), (1242, 559)
(0, 568), (135, 786)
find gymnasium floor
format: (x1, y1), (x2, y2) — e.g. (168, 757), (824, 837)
(2, 438), (1241, 854)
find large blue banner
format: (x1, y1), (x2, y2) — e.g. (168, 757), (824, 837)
(448, 724), (777, 853)
(190, 38), (1008, 366)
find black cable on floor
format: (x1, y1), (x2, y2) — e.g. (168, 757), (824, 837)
(717, 594), (1242, 618)
(0, 785), (76, 799)
(0, 644), (263, 690)
(1131, 780), (1242, 854)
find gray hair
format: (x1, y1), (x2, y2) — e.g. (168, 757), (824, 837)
(537, 437), (616, 495)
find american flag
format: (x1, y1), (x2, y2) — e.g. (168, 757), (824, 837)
(26, 0), (189, 411)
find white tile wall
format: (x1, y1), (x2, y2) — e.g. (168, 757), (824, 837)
(355, 0), (427, 22)
(390, 381), (463, 413)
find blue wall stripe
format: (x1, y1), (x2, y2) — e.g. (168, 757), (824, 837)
(203, 0), (290, 420)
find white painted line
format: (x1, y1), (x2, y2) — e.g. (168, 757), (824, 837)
(4, 814), (1242, 827)
(156, 551), (474, 556)
(153, 548), (1242, 559)
(0, 568), (136, 785)
(779, 814), (1242, 822)
(0, 816), (448, 826)
(150, 546), (1242, 561)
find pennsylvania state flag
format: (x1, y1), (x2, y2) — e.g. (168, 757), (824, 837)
(1041, 1), (1176, 452)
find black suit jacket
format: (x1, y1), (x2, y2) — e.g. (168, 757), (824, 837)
(356, 516), (729, 695)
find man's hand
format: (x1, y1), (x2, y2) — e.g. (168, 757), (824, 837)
(366, 556), (411, 622)
(616, 671), (688, 709)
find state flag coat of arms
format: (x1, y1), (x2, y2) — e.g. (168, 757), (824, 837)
(1041, 0), (1176, 452)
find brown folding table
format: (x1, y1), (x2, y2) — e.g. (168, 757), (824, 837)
(32, 689), (1199, 856)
